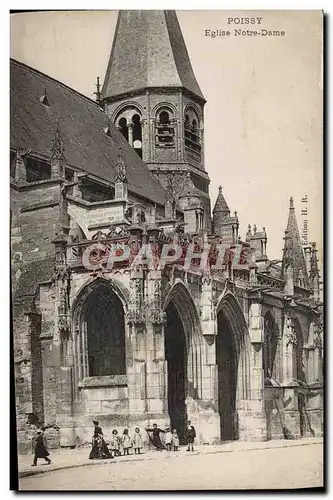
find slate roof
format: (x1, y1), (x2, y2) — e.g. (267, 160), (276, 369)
(10, 59), (167, 205)
(212, 186), (230, 216)
(102, 10), (205, 101)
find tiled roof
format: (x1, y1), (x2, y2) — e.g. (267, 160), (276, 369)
(212, 186), (230, 216)
(102, 10), (205, 101)
(10, 59), (167, 205)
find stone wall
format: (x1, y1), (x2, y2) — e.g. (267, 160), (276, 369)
(11, 181), (62, 264)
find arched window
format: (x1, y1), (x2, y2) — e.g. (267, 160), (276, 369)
(115, 107), (143, 156)
(132, 114), (142, 158)
(156, 108), (175, 147)
(118, 117), (128, 141)
(263, 312), (278, 378)
(160, 111), (170, 124)
(80, 283), (126, 377)
(184, 107), (201, 153)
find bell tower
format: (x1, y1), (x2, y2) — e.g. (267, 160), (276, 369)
(101, 10), (211, 229)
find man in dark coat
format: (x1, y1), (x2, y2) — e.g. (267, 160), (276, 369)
(31, 430), (51, 466)
(89, 420), (112, 459)
(145, 423), (166, 451)
(185, 420), (196, 451)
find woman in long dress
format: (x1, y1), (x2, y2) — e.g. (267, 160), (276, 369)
(89, 420), (112, 459)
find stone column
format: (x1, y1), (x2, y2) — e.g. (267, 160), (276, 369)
(305, 323), (323, 436)
(15, 151), (26, 183)
(127, 123), (133, 147)
(197, 337), (220, 443)
(57, 366), (76, 447)
(198, 274), (220, 443)
(144, 270), (169, 429)
(126, 268), (149, 430)
(280, 309), (299, 438)
(281, 313), (295, 384)
(239, 298), (267, 441)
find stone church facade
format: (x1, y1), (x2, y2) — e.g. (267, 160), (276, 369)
(11, 11), (323, 454)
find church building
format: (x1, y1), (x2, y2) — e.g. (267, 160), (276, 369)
(11, 10), (323, 453)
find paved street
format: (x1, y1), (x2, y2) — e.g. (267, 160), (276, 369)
(19, 442), (323, 491)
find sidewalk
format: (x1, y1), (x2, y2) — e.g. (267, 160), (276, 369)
(18, 437), (323, 479)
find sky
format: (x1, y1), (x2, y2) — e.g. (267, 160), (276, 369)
(10, 10), (323, 265)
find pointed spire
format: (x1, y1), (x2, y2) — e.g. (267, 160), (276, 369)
(282, 196), (308, 288)
(289, 196), (294, 209)
(213, 185), (230, 217)
(246, 224), (252, 241)
(94, 76), (102, 107)
(51, 121), (65, 162)
(309, 242), (320, 300)
(309, 242), (320, 279)
(102, 10), (205, 102)
(115, 147), (127, 182)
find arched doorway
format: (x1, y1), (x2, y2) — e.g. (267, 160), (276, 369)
(163, 282), (202, 444)
(75, 280), (126, 379)
(165, 301), (187, 442)
(216, 310), (238, 441)
(215, 292), (249, 442)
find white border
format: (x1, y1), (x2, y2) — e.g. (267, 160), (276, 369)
(2, 1), (330, 498)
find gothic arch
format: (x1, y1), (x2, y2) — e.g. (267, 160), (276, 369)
(71, 276), (129, 318)
(163, 280), (202, 337)
(215, 291), (249, 358)
(162, 279), (203, 440)
(70, 277), (130, 387)
(215, 292), (251, 440)
(151, 101), (178, 116)
(111, 101), (144, 122)
(162, 280), (203, 391)
(183, 102), (203, 126)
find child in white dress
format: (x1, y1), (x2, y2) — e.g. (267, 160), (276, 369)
(122, 428), (132, 456)
(172, 429), (180, 451)
(164, 428), (173, 451)
(133, 427), (143, 454)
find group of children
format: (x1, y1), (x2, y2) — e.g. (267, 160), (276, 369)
(163, 428), (180, 451)
(109, 427), (144, 456)
(145, 420), (196, 452)
(109, 426), (181, 455)
(31, 420), (196, 466)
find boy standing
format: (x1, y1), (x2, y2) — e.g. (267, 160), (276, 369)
(185, 420), (196, 452)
